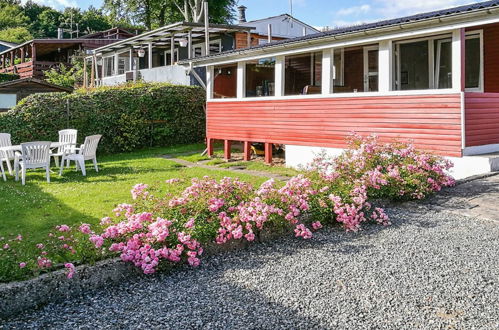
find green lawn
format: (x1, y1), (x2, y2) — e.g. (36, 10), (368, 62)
(0, 143), (270, 245)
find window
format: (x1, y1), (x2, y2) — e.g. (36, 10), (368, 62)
(103, 56), (114, 77)
(332, 45), (378, 93)
(394, 35), (452, 90)
(284, 52), (322, 95)
(245, 57), (276, 97)
(209, 40), (222, 55)
(465, 32), (482, 90)
(117, 52), (130, 75)
(193, 45), (203, 58)
(214, 64), (237, 98)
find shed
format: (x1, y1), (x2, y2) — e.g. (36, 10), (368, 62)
(0, 78), (72, 111)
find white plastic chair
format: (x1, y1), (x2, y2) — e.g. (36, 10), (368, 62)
(60, 135), (102, 176)
(0, 133), (14, 175)
(0, 159), (5, 181)
(14, 141), (52, 185)
(51, 129), (77, 169)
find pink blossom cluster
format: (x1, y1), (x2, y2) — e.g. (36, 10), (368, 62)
(131, 183), (150, 200)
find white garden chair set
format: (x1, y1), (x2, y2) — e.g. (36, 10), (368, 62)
(0, 130), (102, 185)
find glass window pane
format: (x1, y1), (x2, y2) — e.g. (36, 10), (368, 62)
(435, 39), (452, 89)
(117, 52), (130, 74)
(366, 48), (379, 92)
(284, 52), (322, 95)
(245, 57), (275, 97)
(465, 37), (480, 89)
(399, 41), (429, 90)
(214, 64), (237, 99)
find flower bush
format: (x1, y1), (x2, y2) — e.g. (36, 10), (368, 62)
(0, 134), (455, 282)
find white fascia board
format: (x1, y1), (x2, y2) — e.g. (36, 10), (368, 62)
(190, 13), (499, 67)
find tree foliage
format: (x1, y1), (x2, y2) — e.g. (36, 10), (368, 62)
(0, 27), (33, 43)
(103, 0), (236, 30)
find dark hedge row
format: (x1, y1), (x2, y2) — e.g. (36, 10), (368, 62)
(0, 83), (206, 153)
(0, 73), (19, 83)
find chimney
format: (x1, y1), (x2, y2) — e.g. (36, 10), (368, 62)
(238, 5), (247, 23)
(57, 27), (64, 39)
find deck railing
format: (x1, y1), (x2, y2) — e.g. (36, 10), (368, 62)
(0, 61), (67, 79)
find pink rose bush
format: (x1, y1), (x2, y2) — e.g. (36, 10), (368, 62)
(0, 134), (455, 282)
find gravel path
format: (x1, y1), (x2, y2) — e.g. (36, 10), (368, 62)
(2, 206), (498, 329)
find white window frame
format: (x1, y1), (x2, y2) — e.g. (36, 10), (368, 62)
(434, 38), (452, 89)
(363, 45), (379, 92)
(465, 30), (484, 92)
(164, 49), (180, 65)
(332, 48), (344, 87)
(116, 51), (130, 75)
(394, 34), (452, 91)
(103, 55), (115, 77)
(192, 39), (222, 58)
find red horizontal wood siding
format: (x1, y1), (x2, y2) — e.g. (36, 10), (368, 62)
(207, 94), (463, 157)
(465, 92), (499, 147)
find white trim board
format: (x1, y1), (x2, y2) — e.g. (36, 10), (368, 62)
(191, 15), (499, 67)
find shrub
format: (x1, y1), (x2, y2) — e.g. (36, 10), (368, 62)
(0, 73), (19, 83)
(0, 83), (206, 153)
(0, 135), (455, 281)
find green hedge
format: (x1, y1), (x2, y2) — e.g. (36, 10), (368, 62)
(0, 83), (206, 153)
(0, 73), (19, 83)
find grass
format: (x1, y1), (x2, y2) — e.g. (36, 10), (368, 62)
(0, 143), (270, 246)
(218, 161), (302, 177)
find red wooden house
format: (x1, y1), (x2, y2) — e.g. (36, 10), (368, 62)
(182, 0), (499, 179)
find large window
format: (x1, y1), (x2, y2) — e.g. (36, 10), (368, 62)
(245, 57), (275, 97)
(103, 56), (114, 77)
(214, 64), (237, 99)
(394, 35), (452, 90)
(465, 32), (482, 90)
(284, 52), (322, 95)
(333, 45), (378, 93)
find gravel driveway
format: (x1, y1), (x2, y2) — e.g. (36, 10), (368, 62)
(2, 206), (499, 329)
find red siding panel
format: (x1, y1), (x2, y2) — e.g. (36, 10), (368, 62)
(207, 94), (463, 157)
(465, 92), (499, 147)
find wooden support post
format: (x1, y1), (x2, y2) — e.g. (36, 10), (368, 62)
(207, 138), (214, 157)
(20, 48), (25, 63)
(224, 140), (231, 160)
(31, 43), (36, 61)
(264, 143), (272, 164)
(83, 58), (88, 88)
(243, 141), (251, 161)
(10, 51), (14, 67)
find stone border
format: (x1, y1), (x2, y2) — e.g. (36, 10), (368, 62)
(0, 226), (291, 319)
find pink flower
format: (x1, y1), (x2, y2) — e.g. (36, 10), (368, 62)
(89, 235), (104, 248)
(3, 244), (9, 249)
(184, 218), (195, 229)
(100, 217), (112, 226)
(187, 256), (200, 267)
(19, 262), (26, 268)
(311, 221), (323, 230)
(79, 223), (92, 234)
(36, 243), (44, 249)
(57, 225), (71, 232)
(16, 234), (23, 241)
(294, 224), (313, 239)
(37, 257), (52, 268)
(131, 183), (149, 200)
(64, 263), (76, 279)
(165, 178), (180, 184)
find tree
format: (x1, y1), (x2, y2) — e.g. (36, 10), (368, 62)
(80, 6), (112, 34)
(44, 62), (83, 89)
(0, 26), (33, 43)
(0, 2), (29, 30)
(103, 0), (235, 30)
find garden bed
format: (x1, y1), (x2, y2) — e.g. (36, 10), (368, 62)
(0, 134), (456, 316)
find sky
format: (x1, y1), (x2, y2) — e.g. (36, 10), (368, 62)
(23, 0), (483, 29)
